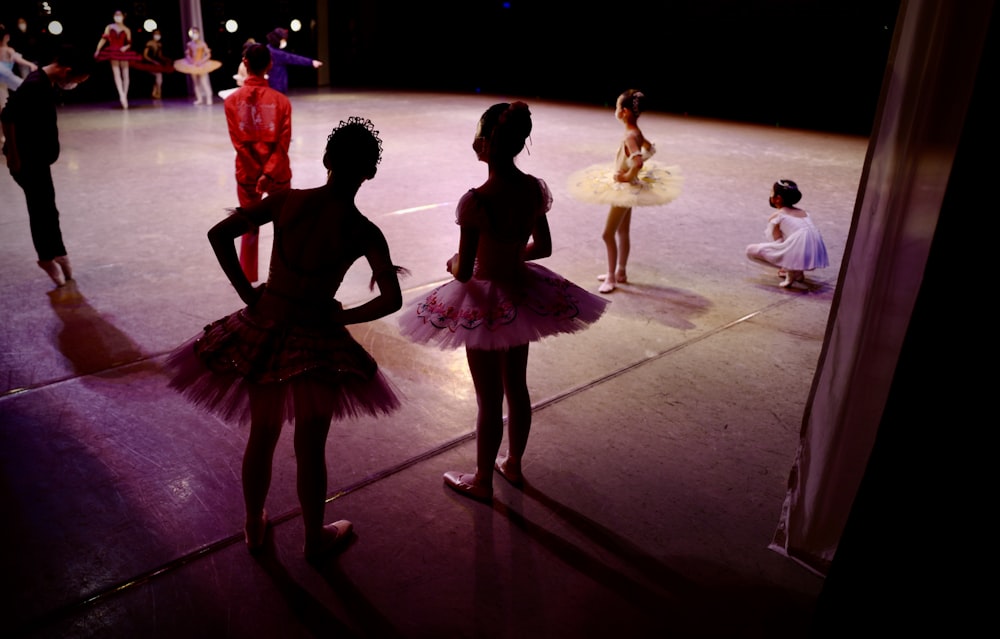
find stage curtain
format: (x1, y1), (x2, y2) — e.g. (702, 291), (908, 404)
(769, 0), (994, 576)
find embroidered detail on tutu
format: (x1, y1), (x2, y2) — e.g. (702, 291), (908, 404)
(399, 262), (609, 350)
(521, 274), (585, 319)
(192, 309), (378, 383)
(416, 289), (517, 332)
(413, 272), (584, 334)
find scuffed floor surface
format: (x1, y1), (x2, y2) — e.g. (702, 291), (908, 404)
(0, 89), (863, 638)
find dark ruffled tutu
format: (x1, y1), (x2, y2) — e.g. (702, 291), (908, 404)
(398, 262), (609, 351)
(131, 59), (175, 74)
(166, 308), (400, 425)
(95, 49), (145, 63)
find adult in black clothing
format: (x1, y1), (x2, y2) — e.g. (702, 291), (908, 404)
(1, 44), (92, 287)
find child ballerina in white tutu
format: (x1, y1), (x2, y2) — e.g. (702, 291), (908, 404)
(567, 89), (683, 293)
(746, 179), (829, 288)
(399, 102), (609, 502)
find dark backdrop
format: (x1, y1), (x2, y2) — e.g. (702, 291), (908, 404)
(1, 1), (899, 135)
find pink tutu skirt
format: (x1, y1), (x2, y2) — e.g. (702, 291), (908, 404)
(398, 263), (609, 351)
(166, 308), (400, 425)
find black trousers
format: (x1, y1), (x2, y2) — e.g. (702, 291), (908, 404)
(12, 164), (66, 261)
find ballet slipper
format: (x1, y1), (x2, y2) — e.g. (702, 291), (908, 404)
(54, 255), (73, 281)
(598, 278), (616, 294)
(780, 271), (806, 288)
(597, 272), (628, 284)
(494, 457), (524, 487)
(244, 510), (268, 554)
(37, 260), (66, 287)
(443, 471), (492, 503)
(304, 520), (354, 564)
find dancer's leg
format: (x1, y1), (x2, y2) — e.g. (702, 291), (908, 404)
(243, 385), (284, 540)
(600, 205), (630, 292)
(111, 60), (127, 107)
(468, 348), (504, 487)
(292, 382), (336, 550)
(497, 344), (530, 481)
(615, 208), (632, 282)
(121, 61), (130, 98)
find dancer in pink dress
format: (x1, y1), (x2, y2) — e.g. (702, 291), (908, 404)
(167, 117), (406, 562)
(399, 102), (609, 502)
(746, 179), (830, 288)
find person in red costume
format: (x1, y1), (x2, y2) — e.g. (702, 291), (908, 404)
(223, 43), (292, 282)
(93, 9), (142, 109)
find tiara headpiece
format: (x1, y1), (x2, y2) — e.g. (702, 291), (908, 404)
(329, 116), (383, 165)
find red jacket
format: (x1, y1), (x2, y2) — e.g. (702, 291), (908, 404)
(224, 76), (292, 186)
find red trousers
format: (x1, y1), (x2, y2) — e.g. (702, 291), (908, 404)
(236, 183), (262, 282)
(235, 180), (290, 282)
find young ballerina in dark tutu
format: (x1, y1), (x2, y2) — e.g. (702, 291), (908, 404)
(398, 101), (609, 502)
(166, 117), (406, 562)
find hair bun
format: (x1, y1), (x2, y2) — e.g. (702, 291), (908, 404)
(498, 102), (532, 140)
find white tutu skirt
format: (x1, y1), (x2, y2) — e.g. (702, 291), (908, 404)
(166, 308), (401, 425)
(398, 263), (609, 351)
(567, 161), (683, 207)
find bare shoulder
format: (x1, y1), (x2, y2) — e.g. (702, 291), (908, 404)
(624, 128), (643, 145)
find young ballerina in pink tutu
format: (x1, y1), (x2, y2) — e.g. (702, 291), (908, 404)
(746, 179), (829, 288)
(167, 117), (406, 563)
(398, 102), (609, 502)
(567, 89), (683, 293)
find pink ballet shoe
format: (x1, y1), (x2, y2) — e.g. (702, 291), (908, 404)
(597, 273), (627, 284)
(244, 510), (268, 554)
(597, 275), (616, 294)
(779, 272), (806, 288)
(494, 457), (524, 487)
(304, 519), (354, 564)
(443, 471), (492, 502)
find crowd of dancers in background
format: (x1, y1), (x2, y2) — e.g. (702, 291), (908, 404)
(0, 10), (323, 112)
(2, 16), (830, 561)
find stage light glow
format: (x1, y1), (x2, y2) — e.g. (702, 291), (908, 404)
(290, 19), (302, 32)
(144, 19), (158, 32)
(225, 19), (239, 33)
(47, 20), (63, 35)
